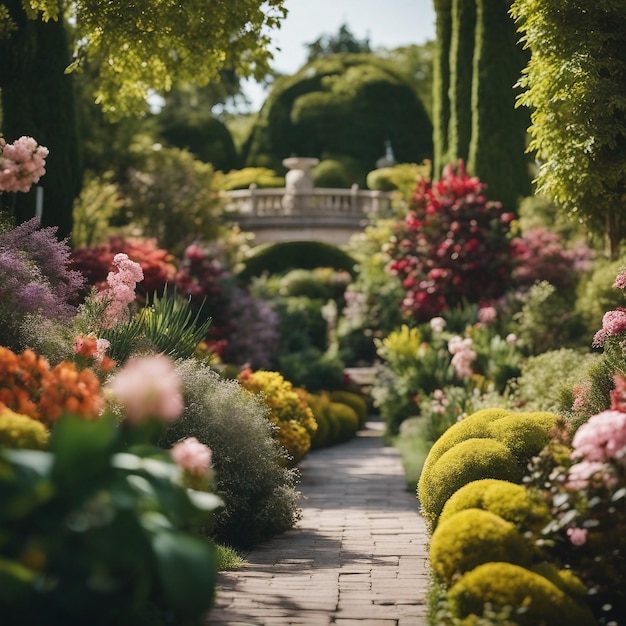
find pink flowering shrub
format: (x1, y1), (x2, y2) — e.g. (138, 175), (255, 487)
(107, 354), (184, 424)
(510, 226), (594, 292)
(96, 253), (144, 328)
(0, 136), (48, 193)
(527, 375), (626, 623)
(386, 161), (514, 322)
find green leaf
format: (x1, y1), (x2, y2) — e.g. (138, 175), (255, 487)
(186, 489), (223, 511)
(150, 529), (217, 618)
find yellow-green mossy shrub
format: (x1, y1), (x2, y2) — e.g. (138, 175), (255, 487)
(238, 369), (318, 465)
(447, 562), (597, 626)
(306, 392), (334, 449)
(329, 390), (368, 427)
(439, 479), (551, 536)
(420, 408), (512, 478)
(419, 438), (522, 530)
(488, 412), (562, 469)
(529, 562), (589, 600)
(430, 509), (531, 586)
(328, 401), (360, 442)
(0, 407), (49, 449)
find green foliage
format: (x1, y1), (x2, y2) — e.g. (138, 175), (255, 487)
(0, 413), (220, 625)
(277, 267), (351, 301)
(72, 173), (124, 248)
(238, 240), (357, 281)
(512, 348), (600, 414)
(366, 162), (431, 200)
(275, 347), (346, 393)
(157, 111), (239, 172)
(305, 23), (371, 63)
(430, 508), (531, 585)
(328, 401), (359, 442)
(118, 145), (223, 257)
(328, 390), (368, 427)
(575, 257), (626, 337)
(419, 437), (522, 529)
(447, 562), (597, 626)
(306, 392), (334, 448)
(162, 360), (301, 550)
(511, 0), (626, 256)
(0, 407), (49, 450)
(439, 479), (551, 534)
(311, 158), (354, 188)
(243, 53), (432, 180)
(216, 167), (285, 190)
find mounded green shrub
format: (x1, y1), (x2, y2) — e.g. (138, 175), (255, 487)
(419, 437), (522, 529)
(162, 360), (301, 550)
(329, 390), (368, 427)
(439, 479), (551, 535)
(238, 241), (357, 281)
(328, 401), (360, 442)
(218, 166), (285, 190)
(307, 392), (333, 449)
(530, 562), (589, 600)
(420, 407), (511, 475)
(312, 158), (353, 188)
(430, 509), (531, 585)
(447, 562), (597, 626)
(0, 407), (49, 450)
(489, 412), (562, 469)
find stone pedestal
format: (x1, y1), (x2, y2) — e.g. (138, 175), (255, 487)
(282, 157), (319, 212)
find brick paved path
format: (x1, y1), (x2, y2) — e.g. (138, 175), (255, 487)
(206, 419), (430, 626)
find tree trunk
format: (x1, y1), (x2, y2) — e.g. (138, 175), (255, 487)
(0, 0), (82, 240)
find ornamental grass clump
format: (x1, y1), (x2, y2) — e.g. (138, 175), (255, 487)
(238, 368), (318, 466)
(430, 508), (532, 586)
(162, 360), (301, 549)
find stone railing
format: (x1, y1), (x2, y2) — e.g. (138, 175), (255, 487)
(223, 184), (393, 223)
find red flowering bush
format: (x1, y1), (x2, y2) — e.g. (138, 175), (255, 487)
(71, 236), (176, 299)
(386, 161), (514, 322)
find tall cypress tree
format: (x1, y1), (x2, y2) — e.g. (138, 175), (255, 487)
(467, 0), (531, 211)
(446, 0), (476, 165)
(432, 0), (453, 179)
(0, 0), (81, 239)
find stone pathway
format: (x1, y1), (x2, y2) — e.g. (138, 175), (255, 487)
(206, 419), (430, 625)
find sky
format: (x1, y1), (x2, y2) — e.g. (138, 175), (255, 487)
(242, 0), (437, 111)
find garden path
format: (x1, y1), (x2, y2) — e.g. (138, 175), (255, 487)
(206, 417), (430, 626)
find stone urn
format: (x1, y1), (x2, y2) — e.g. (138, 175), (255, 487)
(282, 157), (319, 212)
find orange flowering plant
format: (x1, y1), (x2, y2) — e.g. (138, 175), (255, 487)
(0, 353), (222, 625)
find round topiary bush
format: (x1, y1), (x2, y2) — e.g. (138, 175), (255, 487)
(447, 562), (597, 626)
(306, 392), (334, 449)
(438, 479), (551, 535)
(328, 401), (360, 442)
(488, 411), (562, 469)
(430, 509), (531, 585)
(418, 408), (511, 506)
(329, 390), (368, 427)
(419, 437), (522, 529)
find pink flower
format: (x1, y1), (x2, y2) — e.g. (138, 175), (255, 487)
(505, 333), (518, 344)
(107, 354), (184, 424)
(592, 308), (626, 346)
(0, 136), (49, 193)
(572, 382), (590, 411)
(571, 410), (626, 464)
(566, 460), (606, 489)
(478, 306), (497, 324)
(429, 316), (446, 332)
(97, 253), (144, 328)
(566, 527), (588, 546)
(171, 437), (212, 476)
(614, 271), (626, 290)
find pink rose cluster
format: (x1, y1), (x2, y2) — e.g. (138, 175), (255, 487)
(97, 253), (144, 328)
(0, 136), (49, 193)
(448, 335), (476, 379)
(592, 307), (626, 347)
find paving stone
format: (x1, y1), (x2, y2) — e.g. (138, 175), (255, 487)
(205, 418), (430, 625)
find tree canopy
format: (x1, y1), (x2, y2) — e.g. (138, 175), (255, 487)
(511, 0), (626, 257)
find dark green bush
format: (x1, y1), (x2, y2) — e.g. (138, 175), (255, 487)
(329, 390), (368, 427)
(312, 158), (353, 188)
(447, 562), (596, 626)
(430, 509), (531, 585)
(238, 241), (357, 281)
(275, 347), (346, 393)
